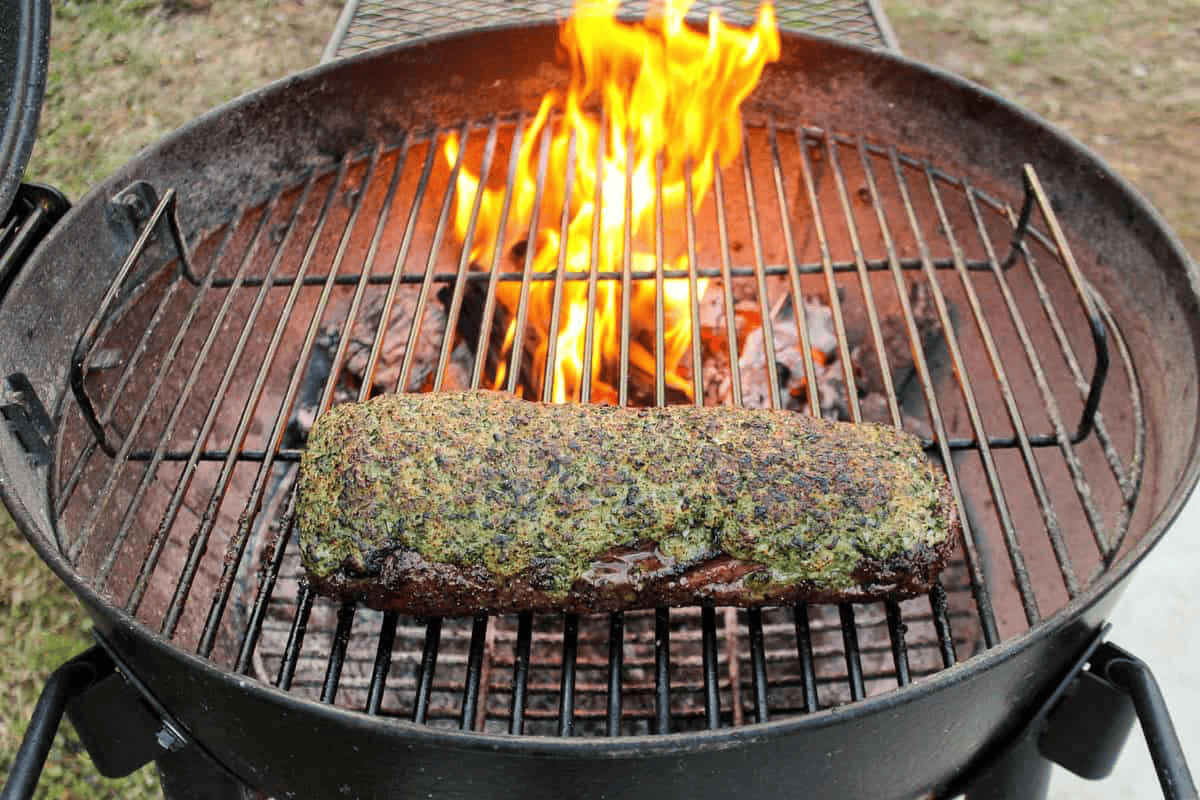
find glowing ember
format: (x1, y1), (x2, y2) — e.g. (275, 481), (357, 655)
(445, 0), (780, 403)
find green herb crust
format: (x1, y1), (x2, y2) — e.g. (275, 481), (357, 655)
(296, 390), (958, 615)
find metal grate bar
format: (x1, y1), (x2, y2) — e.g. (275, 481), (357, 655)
(540, 130), (578, 403)
(397, 124), (468, 395)
(939, 175), (1082, 598)
(460, 614), (490, 730)
(510, 611), (534, 734)
(234, 493), (298, 675)
(838, 603), (866, 702)
(123, 181), (299, 616)
(358, 133), (440, 399)
(1089, 295), (1145, 560)
(54, 108), (1144, 741)
(606, 612), (624, 735)
(558, 614), (580, 735)
(851, 138), (1001, 648)
(682, 156), (705, 405)
(163, 158), (351, 642)
(740, 128), (783, 410)
(413, 617), (443, 723)
(65, 188), (193, 462)
(886, 149), (1042, 626)
(618, 130), (635, 407)
(277, 586), (315, 690)
(655, 606), (671, 733)
(84, 205), (236, 585)
(58, 205), (201, 526)
(173, 255), (1016, 294)
(469, 115), (527, 392)
(712, 156), (745, 406)
(1013, 168), (1134, 559)
(233, 143), (411, 673)
(503, 122), (554, 396)
(884, 600), (911, 687)
(767, 119), (823, 422)
(796, 132), (861, 422)
(746, 608), (769, 722)
(701, 605), (721, 729)
(653, 153), (668, 406)
(320, 601), (358, 704)
(66, 193), (193, 563)
(929, 583), (957, 668)
(199, 153), (383, 657)
(365, 610), (401, 715)
(825, 135), (899, 425)
(437, 120), (500, 391)
(792, 604), (819, 712)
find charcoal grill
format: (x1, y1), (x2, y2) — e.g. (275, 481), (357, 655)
(1, 2), (1198, 799)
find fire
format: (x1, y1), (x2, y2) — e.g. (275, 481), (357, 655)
(445, 0), (780, 403)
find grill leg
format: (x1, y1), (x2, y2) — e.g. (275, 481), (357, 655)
(156, 744), (248, 800)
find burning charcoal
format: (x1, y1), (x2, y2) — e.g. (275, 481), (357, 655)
(438, 279), (507, 385)
(286, 289), (455, 442)
(718, 294), (847, 418)
(339, 290), (448, 397)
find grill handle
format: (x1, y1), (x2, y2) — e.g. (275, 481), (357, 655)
(68, 183), (194, 457)
(0, 646), (113, 800)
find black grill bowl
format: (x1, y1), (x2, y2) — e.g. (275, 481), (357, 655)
(0, 24), (1197, 800)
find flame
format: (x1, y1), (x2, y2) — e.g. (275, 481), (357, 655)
(445, 0), (780, 403)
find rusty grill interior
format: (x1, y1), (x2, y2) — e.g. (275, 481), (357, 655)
(48, 110), (1145, 737)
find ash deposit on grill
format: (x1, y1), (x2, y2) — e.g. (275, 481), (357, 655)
(704, 279), (943, 424)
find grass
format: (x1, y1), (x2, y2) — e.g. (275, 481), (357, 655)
(4, 0), (1195, 797)
(3, 1), (337, 797)
(26, 0), (342, 201)
(0, 514), (163, 799)
(884, 0), (1200, 258)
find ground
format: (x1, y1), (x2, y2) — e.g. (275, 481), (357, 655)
(1, 0), (1195, 797)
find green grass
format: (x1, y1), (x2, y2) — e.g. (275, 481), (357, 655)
(4, 1), (337, 796)
(25, 0), (342, 200)
(0, 510), (164, 798)
(883, 0), (1199, 257)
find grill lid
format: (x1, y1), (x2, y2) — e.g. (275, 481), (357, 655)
(0, 0), (51, 221)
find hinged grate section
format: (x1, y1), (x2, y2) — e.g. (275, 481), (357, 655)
(323, 0), (900, 62)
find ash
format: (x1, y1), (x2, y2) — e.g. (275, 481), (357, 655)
(705, 280), (942, 425)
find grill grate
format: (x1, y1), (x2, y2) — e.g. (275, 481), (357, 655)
(51, 112), (1143, 737)
(323, 0), (900, 62)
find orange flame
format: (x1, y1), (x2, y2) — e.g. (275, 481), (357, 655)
(446, 0), (780, 403)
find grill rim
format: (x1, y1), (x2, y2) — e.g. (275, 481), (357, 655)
(2, 21), (1199, 796)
